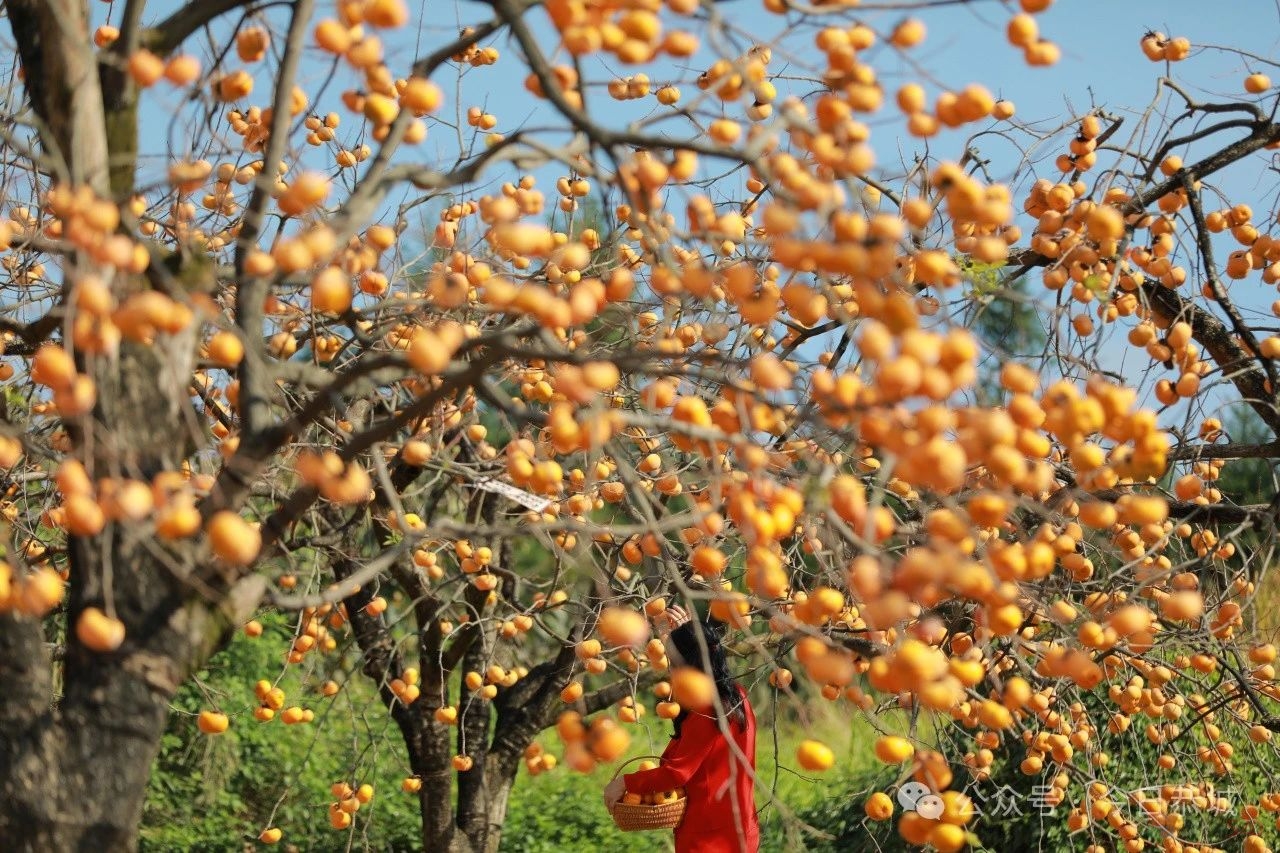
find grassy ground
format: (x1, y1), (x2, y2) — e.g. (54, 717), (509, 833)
(501, 696), (886, 852)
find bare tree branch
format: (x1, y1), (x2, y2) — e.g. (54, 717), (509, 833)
(234, 0), (315, 440)
(140, 0), (262, 56)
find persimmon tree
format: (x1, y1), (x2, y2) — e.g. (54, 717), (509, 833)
(4, 0), (1280, 851)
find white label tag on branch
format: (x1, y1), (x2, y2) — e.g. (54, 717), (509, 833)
(471, 478), (553, 512)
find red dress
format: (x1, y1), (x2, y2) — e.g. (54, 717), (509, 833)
(623, 686), (759, 853)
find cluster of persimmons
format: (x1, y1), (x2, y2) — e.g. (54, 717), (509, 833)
(6, 0), (1280, 850)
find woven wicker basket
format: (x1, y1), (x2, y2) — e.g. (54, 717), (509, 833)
(607, 756), (687, 832)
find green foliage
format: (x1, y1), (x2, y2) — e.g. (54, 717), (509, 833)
(502, 763), (672, 853)
(154, 617), (1151, 853)
(962, 262), (1045, 356)
(763, 708), (930, 851)
(786, 759), (1068, 853)
(140, 612), (421, 852)
(773, 698), (1278, 853)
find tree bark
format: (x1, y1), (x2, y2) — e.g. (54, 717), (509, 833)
(482, 752), (520, 853)
(0, 7), (194, 847)
(0, 336), (263, 851)
(7, 0), (111, 192)
(331, 520), (565, 853)
(456, 629), (495, 850)
(329, 526), (643, 853)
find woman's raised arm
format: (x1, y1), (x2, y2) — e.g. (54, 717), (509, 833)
(622, 712), (718, 794)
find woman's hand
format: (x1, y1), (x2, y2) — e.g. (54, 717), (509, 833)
(603, 776), (626, 811)
(658, 604), (692, 636)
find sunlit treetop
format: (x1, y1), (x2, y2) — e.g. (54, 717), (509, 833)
(3, 0), (1280, 851)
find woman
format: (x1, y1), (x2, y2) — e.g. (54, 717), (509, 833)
(604, 605), (760, 853)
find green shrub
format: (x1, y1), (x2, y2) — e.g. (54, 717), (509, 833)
(502, 764), (671, 853)
(140, 614), (421, 852)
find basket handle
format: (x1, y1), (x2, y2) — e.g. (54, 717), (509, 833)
(605, 755), (664, 815)
(608, 754), (664, 783)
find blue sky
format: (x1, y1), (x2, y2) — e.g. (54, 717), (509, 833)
(115, 1), (1280, 212)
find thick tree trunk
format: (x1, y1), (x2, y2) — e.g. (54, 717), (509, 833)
(337, 491), (633, 852)
(482, 750), (522, 853)
(7, 0), (111, 192)
(333, 554), (463, 853)
(0, 3), (244, 840)
(0, 339), (259, 851)
(0, 567), (257, 851)
(456, 634), (494, 850)
(0, 653), (175, 852)
(408, 725), (525, 853)
(417, 721), (470, 853)
(372, 599), (642, 853)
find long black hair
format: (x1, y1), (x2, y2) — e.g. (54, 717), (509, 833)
(669, 617), (746, 736)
